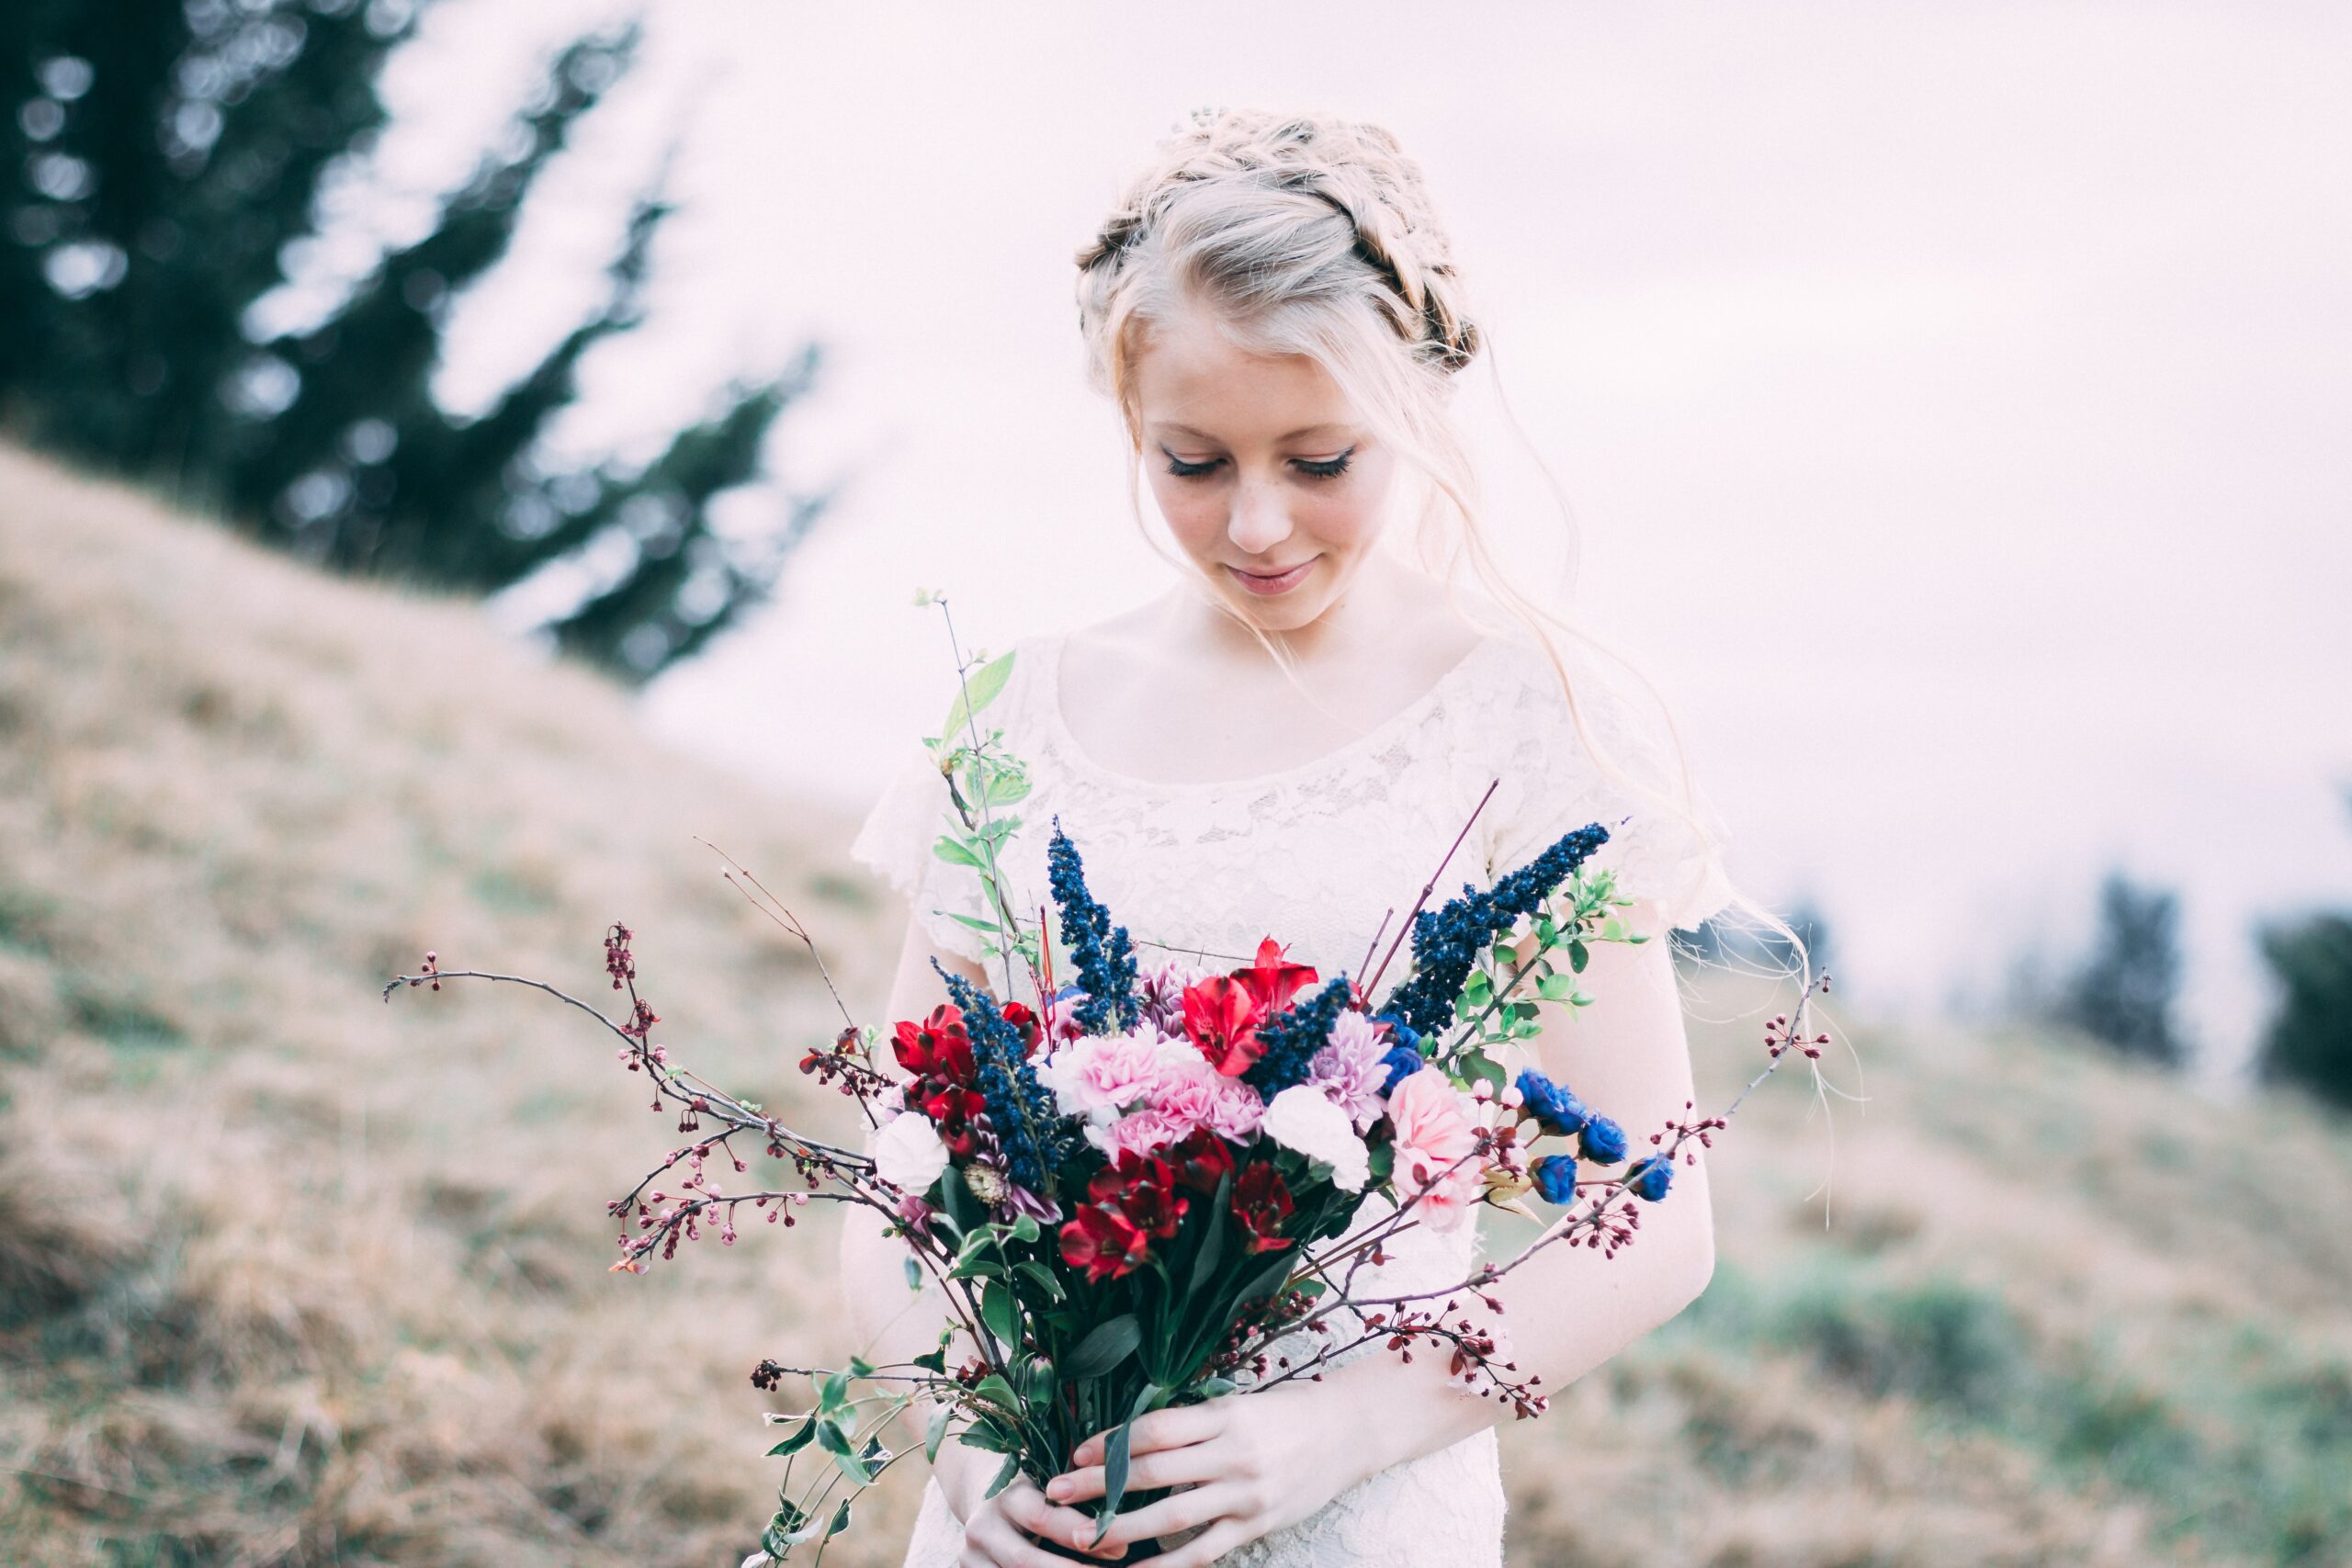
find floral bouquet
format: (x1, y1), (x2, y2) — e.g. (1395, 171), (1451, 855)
(385, 622), (1826, 1564)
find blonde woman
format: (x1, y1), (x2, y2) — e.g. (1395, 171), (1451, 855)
(845, 107), (1746, 1568)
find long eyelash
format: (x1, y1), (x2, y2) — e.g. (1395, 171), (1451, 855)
(1295, 448), (1354, 479)
(1164, 455), (1221, 479)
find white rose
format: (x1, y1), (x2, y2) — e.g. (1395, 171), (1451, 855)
(1261, 1084), (1370, 1192)
(872, 1112), (949, 1192)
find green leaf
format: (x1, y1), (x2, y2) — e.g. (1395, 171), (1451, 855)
(904, 1255), (923, 1292)
(979, 1280), (1018, 1348)
(1012, 1258), (1065, 1303)
(973, 1373), (1022, 1416)
(1062, 1314), (1142, 1381)
(1567, 940), (1590, 973)
(925, 1403), (953, 1462)
(1182, 1170), (1234, 1310)
(1092, 1382), (1165, 1547)
(1193, 1376), (1238, 1399)
(983, 768), (1033, 806)
(946, 911), (1005, 933)
(766, 1416), (817, 1457)
(1008, 1212), (1040, 1245)
(912, 1344), (948, 1374)
(824, 1499), (853, 1540)
(820, 1370), (851, 1410)
(847, 1355), (874, 1378)
(931, 834), (985, 869)
(943, 650), (1016, 739)
(983, 1451), (1021, 1499)
(1537, 973), (1577, 1001)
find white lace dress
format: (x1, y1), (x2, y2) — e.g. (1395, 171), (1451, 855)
(848, 626), (1733, 1568)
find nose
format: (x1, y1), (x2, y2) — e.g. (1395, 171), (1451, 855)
(1226, 473), (1293, 559)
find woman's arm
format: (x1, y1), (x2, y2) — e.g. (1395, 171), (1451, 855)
(1045, 899), (1714, 1563)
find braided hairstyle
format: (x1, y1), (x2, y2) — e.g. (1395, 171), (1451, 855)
(1075, 107), (1482, 424)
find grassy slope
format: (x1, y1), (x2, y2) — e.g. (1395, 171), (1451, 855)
(1, 441), (2346, 1567)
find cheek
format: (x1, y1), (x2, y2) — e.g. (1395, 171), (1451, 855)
(1144, 471), (1225, 553)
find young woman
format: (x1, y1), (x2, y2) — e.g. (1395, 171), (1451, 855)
(844, 107), (1742, 1568)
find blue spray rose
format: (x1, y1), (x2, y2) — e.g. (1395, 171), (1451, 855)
(1578, 1114), (1628, 1166)
(1626, 1153), (1674, 1201)
(1514, 1069), (1589, 1137)
(1531, 1153), (1579, 1205)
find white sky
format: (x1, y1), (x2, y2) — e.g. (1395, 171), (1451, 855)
(312, 1), (2352, 1073)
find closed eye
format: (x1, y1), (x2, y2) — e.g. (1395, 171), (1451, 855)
(1293, 448), (1354, 479)
(1161, 451), (1223, 479)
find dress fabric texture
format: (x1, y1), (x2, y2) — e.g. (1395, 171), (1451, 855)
(847, 627), (1733, 1568)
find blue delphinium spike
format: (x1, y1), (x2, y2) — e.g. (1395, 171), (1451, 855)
(1243, 976), (1355, 1096)
(1046, 818), (1138, 1033)
(1383, 822), (1610, 1038)
(930, 959), (1074, 1194)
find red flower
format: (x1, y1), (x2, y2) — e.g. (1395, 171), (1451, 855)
(1166, 1130), (1237, 1196)
(1059, 1203), (1150, 1284)
(919, 1083), (989, 1156)
(892, 1004), (975, 1084)
(1088, 1152), (1188, 1240)
(1234, 936), (1318, 1016)
(999, 999), (1042, 1055)
(1183, 976), (1267, 1077)
(1230, 1161), (1296, 1254)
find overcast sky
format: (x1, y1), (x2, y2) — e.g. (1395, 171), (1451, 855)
(296, 1), (2352, 1071)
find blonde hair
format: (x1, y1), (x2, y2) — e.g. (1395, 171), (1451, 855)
(1074, 107), (1812, 984)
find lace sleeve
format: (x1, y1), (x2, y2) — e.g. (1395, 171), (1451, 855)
(846, 738), (998, 967)
(1472, 643), (1736, 935)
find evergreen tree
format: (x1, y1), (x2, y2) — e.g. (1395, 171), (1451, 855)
(1, 0), (823, 680)
(2256, 911), (2352, 1112)
(2056, 871), (2186, 1068)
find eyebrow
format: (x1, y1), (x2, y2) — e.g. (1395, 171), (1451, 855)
(1156, 422), (1351, 444)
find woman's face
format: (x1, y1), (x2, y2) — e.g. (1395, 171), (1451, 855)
(1131, 302), (1400, 634)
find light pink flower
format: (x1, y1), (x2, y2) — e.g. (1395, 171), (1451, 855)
(1385, 1067), (1484, 1232)
(1037, 1025), (1162, 1121)
(1146, 1053), (1264, 1144)
(1102, 1110), (1186, 1161)
(1136, 954), (1216, 1037)
(1307, 1010), (1392, 1132)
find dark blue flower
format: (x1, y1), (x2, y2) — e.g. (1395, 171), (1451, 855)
(1378, 1043), (1427, 1094)
(1578, 1114), (1628, 1166)
(1245, 976), (1355, 1096)
(931, 960), (1076, 1195)
(1531, 1153), (1579, 1205)
(1372, 1013), (1420, 1053)
(1626, 1153), (1674, 1201)
(1382, 823), (1610, 1037)
(1514, 1069), (1590, 1137)
(1046, 819), (1138, 1034)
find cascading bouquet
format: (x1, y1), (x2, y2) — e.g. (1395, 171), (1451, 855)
(385, 627), (1827, 1564)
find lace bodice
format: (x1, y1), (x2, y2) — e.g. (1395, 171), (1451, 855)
(850, 626), (1732, 1568)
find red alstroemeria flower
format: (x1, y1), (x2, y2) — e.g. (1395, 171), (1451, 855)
(1183, 976), (1267, 1077)
(1166, 1130), (1238, 1197)
(892, 1004), (974, 1084)
(1060, 1203), (1151, 1284)
(1233, 936), (1318, 1016)
(919, 1083), (989, 1156)
(999, 999), (1042, 1055)
(1230, 1160), (1296, 1254)
(1088, 1152), (1188, 1240)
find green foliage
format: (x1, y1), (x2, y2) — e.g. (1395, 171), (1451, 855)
(2257, 910), (2352, 1112)
(0, 0), (826, 681)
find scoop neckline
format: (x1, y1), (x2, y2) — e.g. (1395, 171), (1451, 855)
(1035, 627), (1506, 796)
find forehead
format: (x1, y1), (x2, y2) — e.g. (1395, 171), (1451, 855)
(1131, 302), (1356, 439)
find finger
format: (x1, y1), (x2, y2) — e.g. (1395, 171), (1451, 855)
(996, 1480), (1129, 1560)
(1047, 1439), (1226, 1505)
(1070, 1404), (1224, 1467)
(970, 1506), (1114, 1568)
(1081, 1482), (1244, 1551)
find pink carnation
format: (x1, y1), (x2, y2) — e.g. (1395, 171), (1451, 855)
(1038, 1027), (1162, 1121)
(1307, 1010), (1392, 1132)
(1102, 1109), (1186, 1161)
(1385, 1067), (1484, 1232)
(1148, 1054), (1264, 1144)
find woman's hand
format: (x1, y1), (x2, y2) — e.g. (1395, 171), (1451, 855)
(934, 1437), (1133, 1565)
(1043, 1385), (1368, 1565)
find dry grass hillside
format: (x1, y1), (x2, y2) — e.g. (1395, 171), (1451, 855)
(2, 438), (2347, 1567)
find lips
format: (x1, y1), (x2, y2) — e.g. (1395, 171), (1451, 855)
(1226, 558), (1316, 596)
